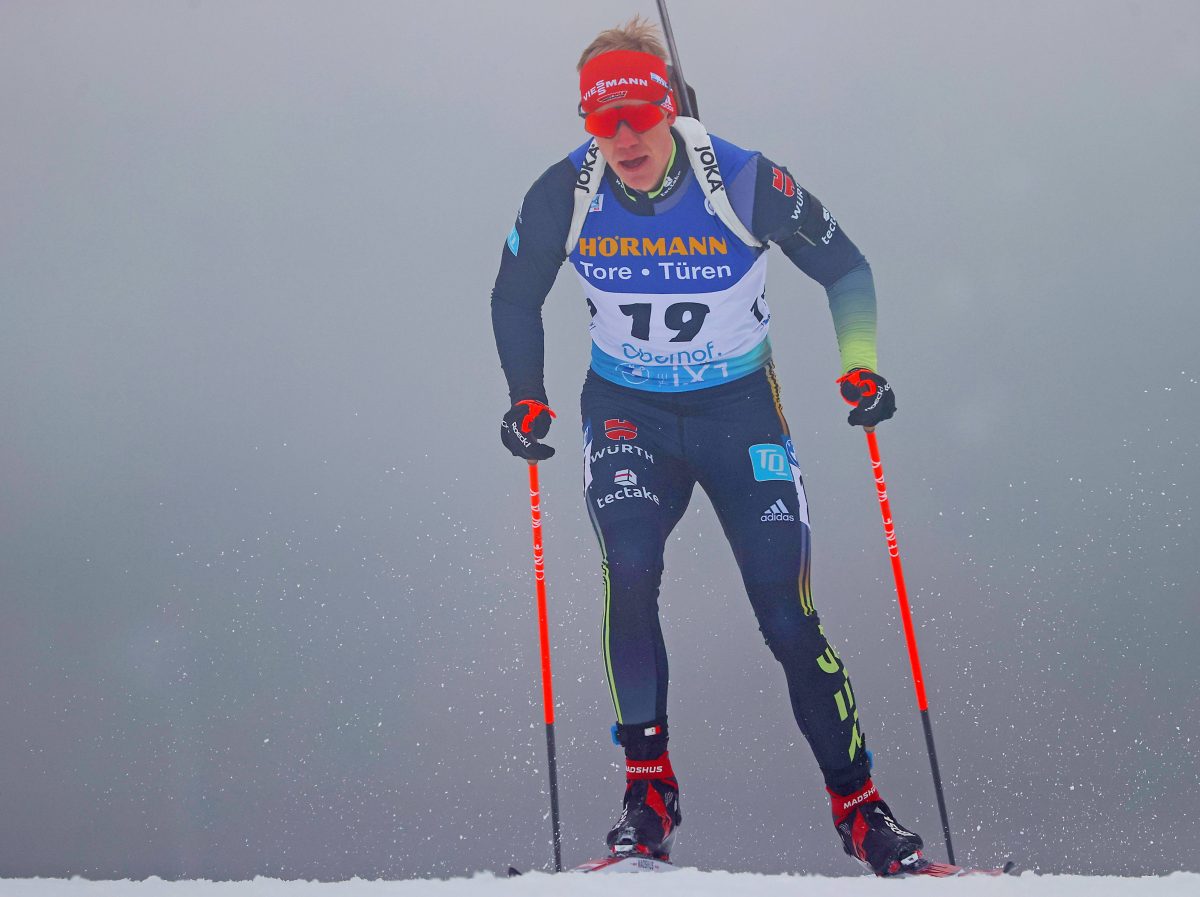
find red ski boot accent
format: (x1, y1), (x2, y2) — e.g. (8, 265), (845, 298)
(830, 779), (881, 826)
(828, 778), (924, 877)
(625, 754), (675, 781)
(642, 775), (675, 842)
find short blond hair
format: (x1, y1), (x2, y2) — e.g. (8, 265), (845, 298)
(577, 15), (668, 71)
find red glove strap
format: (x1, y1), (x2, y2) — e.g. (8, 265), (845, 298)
(836, 369), (878, 404)
(516, 399), (556, 433)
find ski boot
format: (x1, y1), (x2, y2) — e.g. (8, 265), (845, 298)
(828, 778), (925, 876)
(607, 720), (681, 860)
(607, 752), (681, 859)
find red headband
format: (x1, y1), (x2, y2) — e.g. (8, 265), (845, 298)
(579, 49), (675, 116)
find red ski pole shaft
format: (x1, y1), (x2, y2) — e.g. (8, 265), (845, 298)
(862, 428), (955, 864)
(864, 429), (928, 710)
(526, 462), (562, 872)
(528, 462), (556, 723)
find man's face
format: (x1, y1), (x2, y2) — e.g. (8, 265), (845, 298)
(592, 100), (677, 193)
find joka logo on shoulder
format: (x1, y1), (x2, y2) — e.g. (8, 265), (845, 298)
(605, 419), (637, 441)
(749, 444), (793, 482)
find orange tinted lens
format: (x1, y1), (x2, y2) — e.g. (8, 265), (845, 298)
(584, 104), (665, 137)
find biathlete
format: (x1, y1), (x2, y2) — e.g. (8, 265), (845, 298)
(491, 17), (925, 876)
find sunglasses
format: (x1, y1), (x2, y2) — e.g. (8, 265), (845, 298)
(579, 98), (670, 138)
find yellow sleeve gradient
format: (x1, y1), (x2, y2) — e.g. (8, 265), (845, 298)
(826, 261), (878, 374)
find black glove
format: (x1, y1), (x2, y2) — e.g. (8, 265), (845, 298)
(500, 399), (556, 461)
(836, 368), (896, 428)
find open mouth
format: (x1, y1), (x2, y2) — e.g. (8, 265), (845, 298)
(617, 156), (650, 174)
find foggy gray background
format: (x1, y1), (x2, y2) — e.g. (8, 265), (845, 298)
(2, 0), (1197, 880)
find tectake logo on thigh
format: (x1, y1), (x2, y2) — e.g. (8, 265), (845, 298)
(595, 469), (660, 510)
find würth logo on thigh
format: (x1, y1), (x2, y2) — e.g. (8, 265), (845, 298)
(605, 419), (637, 441)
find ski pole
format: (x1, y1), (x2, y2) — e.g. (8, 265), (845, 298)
(526, 461), (563, 872)
(655, 0), (696, 118)
(861, 428), (955, 864)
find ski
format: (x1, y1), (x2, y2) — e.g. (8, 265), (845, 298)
(897, 858), (1017, 878)
(568, 853), (679, 874)
(509, 855), (1013, 876)
(506, 853), (679, 875)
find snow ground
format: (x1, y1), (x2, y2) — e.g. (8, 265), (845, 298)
(3, 873), (1197, 897)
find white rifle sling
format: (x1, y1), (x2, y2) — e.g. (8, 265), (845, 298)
(565, 141), (605, 256)
(566, 118), (762, 255)
(673, 117), (762, 249)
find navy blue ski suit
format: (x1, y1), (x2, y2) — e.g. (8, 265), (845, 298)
(491, 126), (878, 791)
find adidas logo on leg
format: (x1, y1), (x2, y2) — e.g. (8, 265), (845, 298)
(761, 499), (795, 522)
